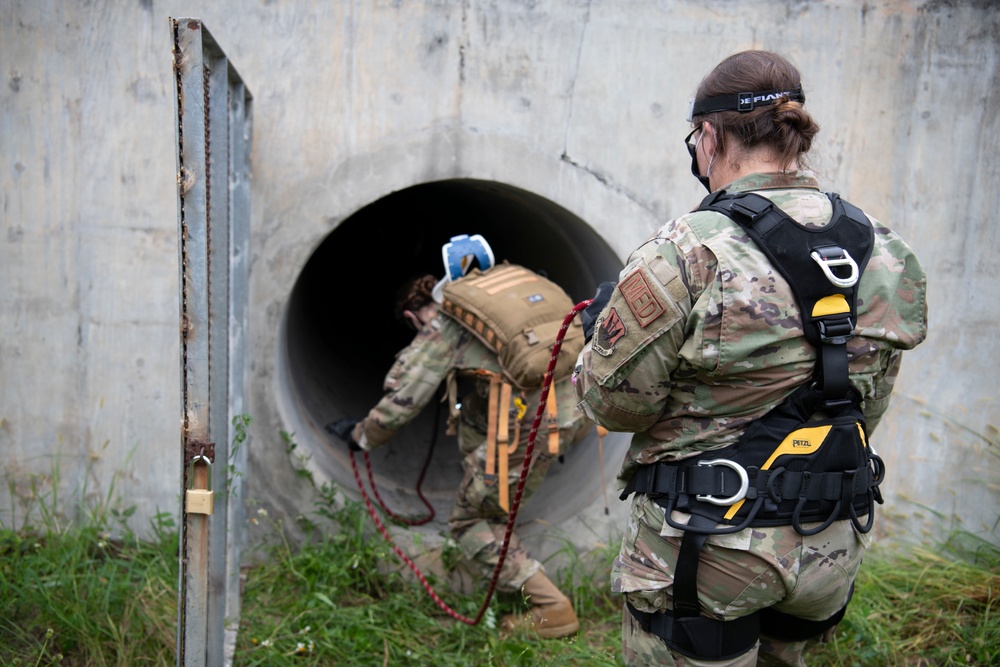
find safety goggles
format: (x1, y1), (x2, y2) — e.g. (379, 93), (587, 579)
(684, 127), (701, 159)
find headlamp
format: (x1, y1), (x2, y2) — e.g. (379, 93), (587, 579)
(686, 86), (805, 122)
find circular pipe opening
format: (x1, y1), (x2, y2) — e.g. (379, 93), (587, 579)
(279, 178), (629, 540)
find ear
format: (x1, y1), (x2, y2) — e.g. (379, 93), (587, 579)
(402, 310), (421, 330)
(701, 122), (717, 153)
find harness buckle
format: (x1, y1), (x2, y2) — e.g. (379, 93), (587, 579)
(695, 459), (749, 506)
(810, 246), (859, 288)
(816, 316), (855, 345)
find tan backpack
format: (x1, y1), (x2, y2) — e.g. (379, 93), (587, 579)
(439, 261), (584, 390)
(438, 262), (584, 510)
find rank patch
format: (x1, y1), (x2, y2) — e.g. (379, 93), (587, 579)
(593, 307), (626, 356)
(619, 268), (665, 327)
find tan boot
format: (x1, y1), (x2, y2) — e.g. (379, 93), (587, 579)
(500, 571), (580, 639)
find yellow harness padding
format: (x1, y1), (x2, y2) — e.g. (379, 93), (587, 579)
(723, 424), (834, 520)
(812, 294), (850, 317)
(485, 373), (557, 511)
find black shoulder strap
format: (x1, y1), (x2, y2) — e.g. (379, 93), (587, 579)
(697, 191), (874, 407)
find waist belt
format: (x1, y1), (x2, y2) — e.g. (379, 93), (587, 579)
(622, 380), (884, 537)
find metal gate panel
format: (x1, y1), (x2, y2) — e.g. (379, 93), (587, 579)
(224, 71), (253, 667)
(171, 17), (253, 667)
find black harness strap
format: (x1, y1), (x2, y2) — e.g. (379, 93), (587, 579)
(627, 600), (760, 661)
(759, 592), (851, 642)
(699, 191), (874, 406)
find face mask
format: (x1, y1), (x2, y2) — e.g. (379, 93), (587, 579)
(687, 127), (713, 192)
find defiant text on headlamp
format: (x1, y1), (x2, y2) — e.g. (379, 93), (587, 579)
(686, 86), (806, 121)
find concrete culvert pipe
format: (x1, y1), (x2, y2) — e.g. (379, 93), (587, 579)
(274, 177), (632, 584)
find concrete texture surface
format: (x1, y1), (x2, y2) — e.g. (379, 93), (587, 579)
(2, 0), (998, 586)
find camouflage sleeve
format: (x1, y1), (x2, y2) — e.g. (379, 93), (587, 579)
(852, 214), (928, 435)
(860, 348), (904, 435)
(354, 316), (459, 450)
(573, 240), (692, 432)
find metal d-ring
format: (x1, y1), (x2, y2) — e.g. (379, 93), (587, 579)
(810, 247), (859, 288)
(695, 459), (750, 506)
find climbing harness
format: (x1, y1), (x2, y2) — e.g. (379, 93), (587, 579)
(622, 190), (881, 658)
(349, 299), (592, 626)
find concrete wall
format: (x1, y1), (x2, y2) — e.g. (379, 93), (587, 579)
(2, 0), (997, 565)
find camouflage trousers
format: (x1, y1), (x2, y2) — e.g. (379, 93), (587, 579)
(447, 422), (559, 593)
(615, 494), (871, 666)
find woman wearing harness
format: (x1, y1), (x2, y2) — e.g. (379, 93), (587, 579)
(334, 250), (591, 639)
(573, 50), (927, 665)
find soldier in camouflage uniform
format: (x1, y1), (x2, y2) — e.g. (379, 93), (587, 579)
(350, 273), (590, 639)
(573, 50), (927, 665)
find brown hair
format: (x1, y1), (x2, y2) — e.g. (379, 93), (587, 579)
(693, 50), (819, 170)
(393, 274), (438, 322)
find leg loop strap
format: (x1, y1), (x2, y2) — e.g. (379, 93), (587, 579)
(759, 583), (854, 642)
(627, 601), (759, 661)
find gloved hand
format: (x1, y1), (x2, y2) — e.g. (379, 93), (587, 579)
(326, 417), (363, 452)
(580, 281), (616, 342)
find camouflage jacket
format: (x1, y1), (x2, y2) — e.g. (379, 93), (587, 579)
(355, 310), (585, 452)
(573, 171), (928, 487)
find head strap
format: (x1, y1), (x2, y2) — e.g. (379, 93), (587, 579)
(686, 86), (805, 121)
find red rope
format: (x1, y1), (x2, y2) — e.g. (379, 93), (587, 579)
(363, 395), (439, 526)
(350, 299), (592, 625)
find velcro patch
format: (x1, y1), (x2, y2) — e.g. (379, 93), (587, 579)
(619, 267), (665, 327)
(587, 256), (685, 386)
(592, 308), (626, 357)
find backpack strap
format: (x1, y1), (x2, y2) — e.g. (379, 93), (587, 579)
(497, 380), (513, 511)
(445, 370), (460, 436)
(484, 372), (501, 488)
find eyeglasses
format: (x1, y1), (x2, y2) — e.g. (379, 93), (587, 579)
(684, 127), (701, 159)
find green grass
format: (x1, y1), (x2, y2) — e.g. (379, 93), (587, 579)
(808, 532), (1000, 666)
(2, 465), (998, 666)
(232, 485), (622, 666)
(0, 519), (178, 666)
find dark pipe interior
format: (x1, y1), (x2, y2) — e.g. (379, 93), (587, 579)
(281, 179), (625, 527)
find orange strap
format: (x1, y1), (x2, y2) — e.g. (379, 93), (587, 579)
(497, 381), (513, 511)
(484, 373), (500, 486)
(596, 425), (610, 514)
(508, 396), (521, 456)
(546, 382), (560, 455)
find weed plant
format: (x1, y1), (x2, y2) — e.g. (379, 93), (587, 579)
(809, 532), (1000, 666)
(233, 481), (622, 666)
(2, 458), (998, 666)
(1, 460), (178, 665)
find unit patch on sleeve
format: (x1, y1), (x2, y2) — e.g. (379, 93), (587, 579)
(618, 266), (665, 327)
(592, 307), (626, 357)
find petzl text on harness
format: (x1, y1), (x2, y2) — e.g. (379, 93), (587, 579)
(621, 191), (880, 658)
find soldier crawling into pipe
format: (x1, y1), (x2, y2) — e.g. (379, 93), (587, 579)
(329, 234), (592, 639)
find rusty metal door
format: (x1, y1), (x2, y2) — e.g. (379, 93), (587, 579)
(170, 17), (253, 667)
